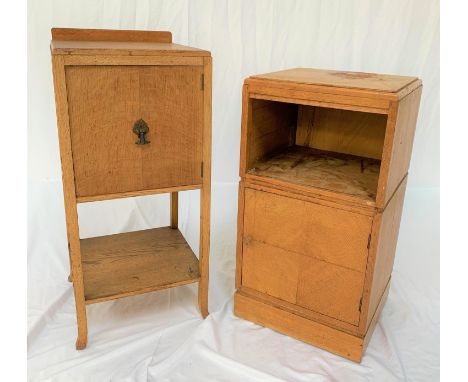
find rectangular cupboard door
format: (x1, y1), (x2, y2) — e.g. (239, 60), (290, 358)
(65, 65), (204, 197)
(241, 188), (372, 325)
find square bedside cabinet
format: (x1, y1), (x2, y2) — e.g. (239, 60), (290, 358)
(234, 68), (422, 362)
(50, 28), (212, 349)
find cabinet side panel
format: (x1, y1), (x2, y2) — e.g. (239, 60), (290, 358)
(377, 87), (422, 206)
(362, 176), (407, 330)
(247, 99), (297, 169)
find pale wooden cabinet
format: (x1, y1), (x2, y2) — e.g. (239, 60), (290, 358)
(51, 28), (212, 349)
(234, 68), (422, 362)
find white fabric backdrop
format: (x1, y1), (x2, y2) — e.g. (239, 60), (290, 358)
(28, 0), (440, 380)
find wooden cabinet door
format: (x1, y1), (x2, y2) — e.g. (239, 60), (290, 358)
(241, 188), (372, 325)
(65, 65), (204, 198)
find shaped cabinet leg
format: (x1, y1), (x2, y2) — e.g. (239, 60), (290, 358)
(198, 56), (212, 318)
(69, 228), (88, 350)
(198, 184), (210, 318)
(73, 286), (88, 350)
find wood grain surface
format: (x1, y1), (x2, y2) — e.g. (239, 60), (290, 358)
(52, 28), (172, 43)
(377, 87), (422, 207)
(81, 227), (200, 304)
(296, 105), (388, 160)
(66, 65), (203, 198)
(241, 188), (371, 325)
(247, 99), (297, 169)
(248, 146), (380, 202)
(251, 68), (418, 93)
(360, 177), (407, 332)
(234, 292), (365, 362)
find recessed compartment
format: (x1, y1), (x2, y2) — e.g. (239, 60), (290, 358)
(245, 99), (388, 204)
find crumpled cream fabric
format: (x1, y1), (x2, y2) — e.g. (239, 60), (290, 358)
(28, 0), (439, 380)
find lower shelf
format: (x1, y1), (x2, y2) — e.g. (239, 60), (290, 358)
(80, 227), (200, 304)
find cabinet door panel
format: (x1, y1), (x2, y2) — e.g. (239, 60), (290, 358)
(66, 65), (203, 197)
(241, 188), (370, 325)
(242, 237), (299, 304)
(297, 256), (364, 325)
(243, 188), (372, 272)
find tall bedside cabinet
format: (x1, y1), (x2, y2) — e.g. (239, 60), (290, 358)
(51, 28), (212, 349)
(234, 68), (422, 362)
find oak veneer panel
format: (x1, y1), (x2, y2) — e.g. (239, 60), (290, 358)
(242, 235), (365, 326)
(248, 146), (380, 203)
(297, 256), (364, 325)
(81, 227), (200, 303)
(66, 65), (203, 197)
(243, 187), (372, 272)
(296, 105), (387, 160)
(242, 238), (299, 304)
(251, 68), (418, 93)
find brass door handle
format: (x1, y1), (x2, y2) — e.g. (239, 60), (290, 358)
(133, 119), (150, 145)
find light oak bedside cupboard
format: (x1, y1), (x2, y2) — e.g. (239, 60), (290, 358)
(234, 68), (422, 362)
(50, 28), (212, 349)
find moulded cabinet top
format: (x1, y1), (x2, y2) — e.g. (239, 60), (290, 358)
(249, 68), (420, 96)
(50, 28), (210, 57)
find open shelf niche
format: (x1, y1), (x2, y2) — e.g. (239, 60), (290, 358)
(245, 99), (388, 203)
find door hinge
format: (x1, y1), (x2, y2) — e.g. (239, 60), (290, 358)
(201, 74), (204, 90)
(201, 161), (204, 177)
(367, 233), (371, 249)
(358, 297), (363, 312)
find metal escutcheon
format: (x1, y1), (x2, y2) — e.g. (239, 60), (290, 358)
(133, 119), (150, 145)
